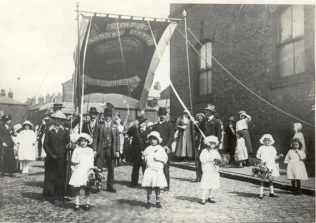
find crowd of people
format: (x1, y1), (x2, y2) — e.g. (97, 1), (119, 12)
(0, 103), (309, 210)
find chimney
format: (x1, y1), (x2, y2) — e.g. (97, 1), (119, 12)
(38, 95), (44, 104)
(31, 96), (36, 106)
(8, 90), (13, 99)
(154, 82), (161, 90)
(45, 93), (52, 103)
(0, 89), (6, 97)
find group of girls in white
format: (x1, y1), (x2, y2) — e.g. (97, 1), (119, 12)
(67, 121), (308, 210)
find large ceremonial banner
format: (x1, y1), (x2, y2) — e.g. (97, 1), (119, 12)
(75, 15), (175, 109)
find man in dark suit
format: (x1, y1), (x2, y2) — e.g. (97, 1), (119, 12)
(43, 110), (70, 202)
(82, 107), (99, 140)
(0, 115), (15, 177)
(127, 115), (147, 187)
(152, 107), (174, 191)
(93, 108), (120, 193)
(195, 104), (222, 182)
(225, 116), (237, 164)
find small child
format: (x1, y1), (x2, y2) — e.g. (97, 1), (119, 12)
(256, 134), (283, 199)
(141, 131), (168, 209)
(69, 133), (95, 211)
(200, 135), (221, 205)
(284, 138), (308, 195)
(234, 131), (248, 168)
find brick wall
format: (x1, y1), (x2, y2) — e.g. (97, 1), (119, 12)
(170, 4), (315, 174)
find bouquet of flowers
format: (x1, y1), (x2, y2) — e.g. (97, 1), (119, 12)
(252, 162), (272, 178)
(87, 167), (104, 192)
(213, 158), (222, 166)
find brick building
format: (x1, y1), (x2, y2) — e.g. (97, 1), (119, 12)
(169, 4), (315, 173)
(0, 89), (27, 124)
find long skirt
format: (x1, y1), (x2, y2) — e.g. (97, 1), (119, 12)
(0, 146), (16, 173)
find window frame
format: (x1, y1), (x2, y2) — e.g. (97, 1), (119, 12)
(196, 39), (214, 99)
(276, 5), (306, 78)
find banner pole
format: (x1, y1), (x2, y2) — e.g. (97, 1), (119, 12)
(79, 16), (92, 133)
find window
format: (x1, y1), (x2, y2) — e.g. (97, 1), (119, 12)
(199, 42), (212, 96)
(278, 5), (305, 77)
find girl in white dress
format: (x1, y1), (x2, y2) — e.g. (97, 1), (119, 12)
(16, 121), (37, 174)
(234, 132), (248, 168)
(142, 131), (168, 209)
(200, 135), (221, 205)
(69, 133), (95, 211)
(284, 138), (308, 195)
(256, 134), (283, 199)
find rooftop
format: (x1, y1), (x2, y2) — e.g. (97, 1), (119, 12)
(0, 96), (25, 105)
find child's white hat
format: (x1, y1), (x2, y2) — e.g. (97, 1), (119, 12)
(76, 133), (93, 145)
(204, 135), (219, 146)
(259, 134), (275, 145)
(147, 131), (163, 143)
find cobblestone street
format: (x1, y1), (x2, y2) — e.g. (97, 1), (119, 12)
(0, 161), (314, 222)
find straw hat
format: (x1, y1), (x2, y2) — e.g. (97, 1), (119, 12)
(147, 131), (163, 143)
(22, 120), (33, 128)
(76, 133), (93, 145)
(259, 134), (275, 145)
(204, 104), (216, 112)
(204, 135), (219, 146)
(239, 110), (247, 115)
(50, 110), (67, 120)
(196, 113), (205, 118)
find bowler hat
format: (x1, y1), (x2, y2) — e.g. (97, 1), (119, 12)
(89, 107), (98, 115)
(158, 107), (167, 116)
(204, 104), (216, 112)
(104, 108), (113, 117)
(1, 114), (12, 122)
(52, 103), (64, 111)
(136, 115), (147, 124)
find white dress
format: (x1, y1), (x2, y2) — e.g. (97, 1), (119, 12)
(284, 149), (308, 180)
(235, 138), (248, 161)
(200, 149), (221, 189)
(256, 145), (279, 177)
(69, 146), (94, 187)
(16, 130), (37, 161)
(142, 145), (168, 188)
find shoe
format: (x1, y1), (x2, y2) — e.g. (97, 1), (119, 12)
(146, 202), (151, 209)
(74, 205), (80, 211)
(258, 195), (263, 199)
(191, 178), (200, 183)
(106, 187), (117, 193)
(207, 198), (216, 203)
(269, 193), (279, 198)
(156, 202), (162, 208)
(201, 200), (206, 205)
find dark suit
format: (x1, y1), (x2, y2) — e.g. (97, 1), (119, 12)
(0, 124), (15, 175)
(225, 125), (237, 163)
(43, 126), (70, 199)
(152, 121), (174, 190)
(200, 116), (222, 140)
(93, 120), (120, 188)
(127, 126), (147, 186)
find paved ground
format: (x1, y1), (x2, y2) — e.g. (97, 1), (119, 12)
(0, 161), (314, 223)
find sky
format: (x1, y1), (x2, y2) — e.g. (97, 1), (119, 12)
(0, 0), (313, 102)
